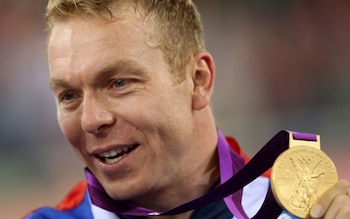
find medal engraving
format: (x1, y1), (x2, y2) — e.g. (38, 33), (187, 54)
(271, 146), (338, 218)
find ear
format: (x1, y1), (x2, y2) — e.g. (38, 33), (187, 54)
(191, 52), (215, 110)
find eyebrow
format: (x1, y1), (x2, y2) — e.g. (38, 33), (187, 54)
(99, 60), (146, 80)
(49, 60), (148, 89)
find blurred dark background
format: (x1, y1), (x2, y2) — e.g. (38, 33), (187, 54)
(1, 1), (349, 218)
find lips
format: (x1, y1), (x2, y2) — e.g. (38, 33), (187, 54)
(96, 144), (139, 164)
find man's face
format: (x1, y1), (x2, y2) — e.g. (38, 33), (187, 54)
(48, 11), (197, 202)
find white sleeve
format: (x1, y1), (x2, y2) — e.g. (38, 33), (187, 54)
(242, 176), (270, 218)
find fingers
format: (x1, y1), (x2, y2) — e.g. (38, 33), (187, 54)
(310, 179), (350, 219)
(323, 192), (350, 219)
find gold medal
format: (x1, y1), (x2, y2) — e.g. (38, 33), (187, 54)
(271, 133), (338, 218)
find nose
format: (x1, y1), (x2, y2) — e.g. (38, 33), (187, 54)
(80, 95), (115, 134)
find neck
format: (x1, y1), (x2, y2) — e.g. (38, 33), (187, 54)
(130, 144), (219, 213)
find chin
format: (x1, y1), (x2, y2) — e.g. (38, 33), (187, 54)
(103, 182), (142, 201)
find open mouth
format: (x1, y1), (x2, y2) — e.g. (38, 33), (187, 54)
(96, 144), (139, 164)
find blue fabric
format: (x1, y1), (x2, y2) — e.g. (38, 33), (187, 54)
(119, 202), (301, 219)
(119, 199), (233, 219)
(26, 196), (300, 219)
(278, 211), (303, 219)
(24, 181), (301, 219)
(25, 191), (93, 219)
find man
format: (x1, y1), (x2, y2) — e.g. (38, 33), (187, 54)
(25, 0), (350, 218)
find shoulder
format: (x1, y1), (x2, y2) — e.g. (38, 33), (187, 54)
(225, 136), (271, 177)
(225, 135), (273, 217)
(226, 136), (302, 219)
(241, 175), (270, 217)
(23, 181), (93, 219)
(55, 181), (88, 211)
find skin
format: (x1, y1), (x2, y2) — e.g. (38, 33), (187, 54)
(48, 7), (218, 219)
(47, 5), (350, 219)
(311, 180), (350, 219)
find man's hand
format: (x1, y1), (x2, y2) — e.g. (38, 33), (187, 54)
(310, 179), (350, 218)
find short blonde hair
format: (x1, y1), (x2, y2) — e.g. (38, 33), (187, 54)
(45, 0), (205, 82)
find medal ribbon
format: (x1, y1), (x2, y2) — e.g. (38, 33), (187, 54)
(86, 130), (317, 218)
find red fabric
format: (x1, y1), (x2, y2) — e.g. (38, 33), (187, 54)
(226, 136), (271, 178)
(56, 181), (88, 210)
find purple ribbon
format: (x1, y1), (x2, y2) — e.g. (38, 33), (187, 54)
(217, 131), (248, 219)
(86, 130), (317, 218)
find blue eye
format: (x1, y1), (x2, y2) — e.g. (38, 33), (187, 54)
(114, 79), (126, 88)
(62, 92), (75, 101)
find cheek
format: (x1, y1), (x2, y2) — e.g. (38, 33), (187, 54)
(131, 97), (192, 146)
(58, 111), (83, 148)
(128, 97), (176, 128)
(57, 112), (88, 165)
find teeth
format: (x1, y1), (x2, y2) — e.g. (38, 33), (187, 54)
(116, 147), (122, 154)
(101, 151), (110, 157)
(97, 145), (136, 161)
(110, 149), (117, 157)
(105, 154), (126, 164)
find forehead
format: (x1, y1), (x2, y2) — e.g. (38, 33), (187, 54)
(48, 8), (149, 50)
(47, 7), (172, 88)
(48, 9), (158, 70)
(46, 2), (157, 46)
